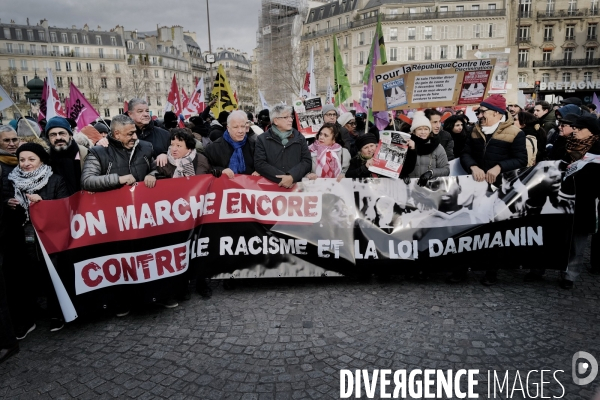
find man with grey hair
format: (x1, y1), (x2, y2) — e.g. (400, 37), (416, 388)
(81, 114), (157, 192)
(254, 105), (311, 188)
(126, 98), (170, 166)
(0, 125), (19, 204)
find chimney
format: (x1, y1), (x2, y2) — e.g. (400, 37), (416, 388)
(83, 23), (89, 31)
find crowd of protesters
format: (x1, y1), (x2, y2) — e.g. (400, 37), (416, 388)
(0, 93), (599, 364)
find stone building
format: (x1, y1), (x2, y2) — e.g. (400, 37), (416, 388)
(204, 47), (253, 111)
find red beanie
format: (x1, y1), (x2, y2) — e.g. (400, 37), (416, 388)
(480, 94), (507, 114)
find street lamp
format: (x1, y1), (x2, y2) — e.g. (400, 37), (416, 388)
(206, 0), (214, 99)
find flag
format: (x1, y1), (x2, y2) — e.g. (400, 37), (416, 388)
(181, 88), (189, 110)
(211, 64), (237, 115)
(363, 16), (389, 130)
(326, 78), (334, 105)
(300, 47), (316, 99)
(339, 104), (348, 113)
(593, 93), (600, 114)
(123, 100), (129, 113)
(362, 16), (387, 85)
(68, 82), (100, 128)
(259, 90), (269, 110)
(65, 97), (70, 117)
(45, 68), (66, 120)
(0, 84), (15, 111)
(353, 100), (367, 114)
(332, 37), (351, 107)
(234, 90), (238, 106)
(166, 74), (183, 117)
(183, 77), (206, 117)
(38, 78), (47, 122)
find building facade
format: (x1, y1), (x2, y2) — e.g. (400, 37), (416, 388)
(300, 0), (510, 107)
(511, 0), (600, 103)
(205, 47), (253, 111)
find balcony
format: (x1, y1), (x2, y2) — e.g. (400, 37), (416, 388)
(565, 35), (575, 40)
(543, 36), (554, 42)
(301, 23), (352, 40)
(518, 10), (532, 18)
(537, 8), (595, 19)
(518, 60), (529, 68)
(408, 56), (415, 61)
(390, 36), (397, 41)
(424, 35), (433, 40)
(516, 36), (531, 43)
(587, 35), (598, 41)
(408, 35), (416, 40)
(0, 48), (124, 60)
(532, 58), (600, 67)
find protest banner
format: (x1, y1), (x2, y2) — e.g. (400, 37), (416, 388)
(31, 161), (573, 322)
(372, 59), (496, 111)
(368, 131), (411, 179)
(294, 97), (323, 138)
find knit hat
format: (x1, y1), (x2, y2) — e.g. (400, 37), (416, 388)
(322, 104), (338, 116)
(93, 122), (109, 134)
(556, 104), (582, 120)
(560, 97), (582, 106)
(8, 120), (18, 130)
(17, 118), (41, 138)
(572, 115), (600, 136)
(16, 142), (50, 165)
(355, 134), (378, 151)
(45, 116), (73, 136)
(338, 112), (355, 127)
(410, 111), (431, 132)
(480, 94), (507, 114)
(560, 113), (580, 125)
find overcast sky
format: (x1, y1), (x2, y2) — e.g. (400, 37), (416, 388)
(2, 0), (261, 56)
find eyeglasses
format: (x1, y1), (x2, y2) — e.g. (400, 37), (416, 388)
(475, 108), (490, 115)
(347, 121), (356, 126)
(1, 138), (19, 144)
(48, 131), (70, 138)
(558, 122), (572, 128)
(324, 113), (338, 117)
(275, 116), (293, 120)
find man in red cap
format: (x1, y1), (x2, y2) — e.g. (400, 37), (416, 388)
(456, 94), (527, 286)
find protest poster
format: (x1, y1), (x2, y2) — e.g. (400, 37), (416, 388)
(31, 161), (574, 322)
(372, 59), (496, 111)
(368, 130), (411, 179)
(294, 96), (323, 138)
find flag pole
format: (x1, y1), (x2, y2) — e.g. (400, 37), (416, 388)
(9, 102), (41, 138)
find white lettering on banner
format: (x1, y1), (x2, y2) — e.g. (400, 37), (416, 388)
(219, 236), (307, 255)
(219, 189), (321, 223)
(74, 241), (189, 294)
(540, 80), (600, 91)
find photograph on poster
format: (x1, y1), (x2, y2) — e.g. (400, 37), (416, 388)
(383, 78), (408, 109)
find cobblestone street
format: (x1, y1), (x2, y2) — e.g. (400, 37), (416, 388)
(1, 267), (599, 400)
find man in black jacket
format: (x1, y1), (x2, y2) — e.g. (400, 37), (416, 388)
(127, 98), (170, 165)
(425, 109), (455, 160)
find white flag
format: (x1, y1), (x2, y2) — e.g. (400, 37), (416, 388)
(259, 90), (269, 110)
(183, 77), (206, 118)
(0, 84), (15, 111)
(45, 68), (66, 119)
(300, 47), (316, 99)
(325, 78), (334, 105)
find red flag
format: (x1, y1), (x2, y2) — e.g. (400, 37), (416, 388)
(167, 74), (183, 117)
(68, 82), (100, 128)
(181, 88), (189, 110)
(124, 101), (128, 113)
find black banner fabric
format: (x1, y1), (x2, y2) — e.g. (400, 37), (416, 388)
(31, 161), (574, 321)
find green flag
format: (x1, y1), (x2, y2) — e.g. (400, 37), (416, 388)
(333, 36), (351, 107)
(362, 15), (387, 84)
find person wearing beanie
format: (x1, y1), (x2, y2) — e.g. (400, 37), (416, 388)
(126, 98), (170, 164)
(16, 118), (49, 151)
(322, 104), (338, 124)
(404, 111), (449, 185)
(6, 142), (69, 336)
(337, 112), (361, 156)
(163, 111), (178, 130)
(458, 94), (527, 286)
(93, 122), (110, 137)
(424, 109), (455, 160)
(45, 116), (89, 195)
(344, 133), (381, 178)
(209, 111), (229, 141)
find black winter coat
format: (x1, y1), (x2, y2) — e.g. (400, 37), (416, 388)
(437, 130), (455, 161)
(460, 115), (527, 173)
(450, 131), (468, 159)
(204, 136), (255, 175)
(136, 123), (170, 158)
(254, 128), (312, 183)
(209, 124), (226, 142)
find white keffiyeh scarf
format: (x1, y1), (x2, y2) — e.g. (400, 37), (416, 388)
(167, 148), (197, 178)
(8, 163), (53, 217)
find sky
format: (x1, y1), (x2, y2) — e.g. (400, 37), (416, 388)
(2, 0), (261, 56)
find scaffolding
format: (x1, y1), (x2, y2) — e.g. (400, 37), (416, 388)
(256, 0), (307, 107)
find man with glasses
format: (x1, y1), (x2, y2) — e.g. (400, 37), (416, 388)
(458, 94), (527, 286)
(44, 117), (88, 195)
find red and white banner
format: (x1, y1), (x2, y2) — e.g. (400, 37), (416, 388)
(45, 68), (66, 119)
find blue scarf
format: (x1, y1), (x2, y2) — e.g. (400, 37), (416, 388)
(223, 130), (247, 174)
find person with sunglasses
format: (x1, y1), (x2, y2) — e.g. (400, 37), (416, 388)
(458, 94), (527, 286)
(337, 112), (359, 157)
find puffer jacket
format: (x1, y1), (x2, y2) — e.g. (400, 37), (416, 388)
(437, 130), (455, 160)
(460, 114), (527, 173)
(254, 128), (312, 183)
(407, 144), (449, 178)
(81, 136), (156, 192)
(136, 123), (170, 158)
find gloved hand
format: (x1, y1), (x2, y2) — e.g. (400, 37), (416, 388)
(417, 170), (433, 187)
(210, 169), (222, 178)
(402, 176), (411, 185)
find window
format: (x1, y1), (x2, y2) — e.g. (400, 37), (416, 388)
(39, 30), (45, 40)
(76, 62), (82, 72)
(584, 72), (594, 81)
(565, 25), (575, 40)
(358, 32), (364, 45)
(586, 47), (595, 61)
(359, 51), (364, 64)
(518, 74), (527, 83)
(66, 62), (72, 71)
(110, 37), (116, 46)
(50, 32), (57, 42)
(86, 62), (92, 72)
(542, 73), (550, 83)
(30, 44), (36, 53)
(424, 46), (432, 60)
(424, 26), (433, 40)
(568, 0), (577, 14)
(564, 48), (574, 64)
(408, 47), (415, 60)
(154, 70), (159, 78)
(82, 35), (88, 44)
(409, 7), (416, 14)
(518, 49), (528, 67)
(156, 83), (161, 91)
(115, 64), (120, 72)
(562, 72), (571, 82)
(73, 47), (80, 57)
(56, 76), (63, 88)
(408, 27), (416, 40)
(63, 46), (69, 55)
(546, 0), (555, 14)
(78, 77), (84, 86)
(488, 3), (496, 9)
(132, 69), (137, 77)
(88, 77), (94, 88)
(104, 109), (110, 117)
(27, 30), (34, 41)
(55, 61), (61, 71)
(17, 44), (24, 54)
(456, 5), (464, 12)
(440, 6), (448, 12)
(99, 48), (104, 58)
(139, 42), (145, 50)
(96, 36), (102, 45)
(473, 24), (481, 38)
(544, 25), (553, 41)
(519, 0), (531, 17)
(114, 77), (121, 88)
(457, 26), (464, 39)
(440, 45), (448, 59)
(101, 78), (107, 88)
(389, 8), (398, 15)
(6, 43), (13, 53)
(3, 28), (11, 40)
(456, 45), (464, 59)
(41, 45), (47, 55)
(67, 77), (73, 85)
(143, 69), (148, 78)
(592, 0), (599, 14)
(390, 47), (397, 61)
(389, 28), (397, 41)
(472, 44), (479, 50)
(488, 24), (495, 38)
(543, 50), (552, 64)
(61, 33), (68, 43)
(16, 30), (23, 40)
(588, 23), (597, 39)
(518, 27), (529, 41)
(441, 26), (448, 40)
(21, 60), (28, 71)
(8, 59), (15, 69)
(98, 63), (105, 72)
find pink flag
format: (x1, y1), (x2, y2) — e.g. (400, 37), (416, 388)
(339, 103), (348, 113)
(65, 97), (71, 117)
(353, 100), (367, 114)
(68, 82), (100, 128)
(593, 93), (600, 113)
(38, 78), (47, 122)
